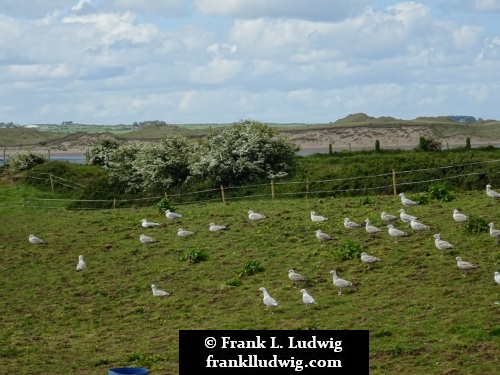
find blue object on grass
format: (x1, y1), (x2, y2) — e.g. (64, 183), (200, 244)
(108, 368), (149, 375)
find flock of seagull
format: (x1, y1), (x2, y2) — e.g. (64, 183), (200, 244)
(27, 184), (500, 308)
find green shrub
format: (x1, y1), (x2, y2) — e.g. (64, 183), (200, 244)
(463, 215), (489, 234)
(428, 183), (455, 202)
(225, 280), (243, 287)
(157, 198), (174, 215)
(333, 240), (363, 261)
(179, 249), (208, 263)
(9, 152), (46, 173)
(238, 260), (264, 277)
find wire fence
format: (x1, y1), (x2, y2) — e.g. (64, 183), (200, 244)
(1, 159), (499, 211)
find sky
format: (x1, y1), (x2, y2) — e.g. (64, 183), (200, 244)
(1, 0), (500, 125)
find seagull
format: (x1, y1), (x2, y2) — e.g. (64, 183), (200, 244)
(455, 256), (479, 277)
(399, 192), (418, 207)
(209, 223), (227, 231)
(258, 287), (279, 310)
(76, 255), (86, 272)
(488, 223), (500, 243)
(433, 234), (454, 254)
(315, 229), (334, 245)
(343, 218), (361, 230)
(360, 252), (382, 270)
(410, 217), (430, 231)
(288, 269), (308, 287)
(248, 210), (266, 221)
(364, 219), (382, 238)
(486, 184), (500, 201)
(29, 234), (47, 244)
(452, 209), (468, 223)
(381, 211), (397, 222)
(387, 224), (408, 243)
(178, 228), (194, 237)
(329, 270), (354, 295)
(141, 219), (160, 228)
(151, 284), (169, 297)
(495, 272), (500, 285)
(399, 209), (418, 226)
(300, 289), (317, 305)
(311, 211), (328, 222)
(165, 209), (182, 221)
(140, 234), (156, 244)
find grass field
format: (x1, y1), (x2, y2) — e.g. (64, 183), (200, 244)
(1, 183), (499, 374)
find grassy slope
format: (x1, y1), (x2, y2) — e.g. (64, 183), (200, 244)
(0, 186), (499, 374)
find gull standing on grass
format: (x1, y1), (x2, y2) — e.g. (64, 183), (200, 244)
(364, 219), (382, 238)
(399, 192), (419, 207)
(140, 234), (156, 244)
(300, 289), (317, 305)
(360, 252), (382, 270)
(381, 212), (397, 223)
(315, 229), (334, 245)
(486, 184), (500, 201)
(455, 256), (479, 277)
(399, 209), (418, 226)
(453, 209), (468, 223)
(344, 218), (361, 230)
(248, 210), (267, 222)
(258, 287), (279, 310)
(165, 209), (182, 221)
(495, 272), (500, 285)
(433, 234), (454, 254)
(288, 269), (308, 287)
(488, 223), (500, 243)
(209, 223), (227, 231)
(151, 284), (169, 297)
(141, 219), (160, 228)
(329, 270), (354, 295)
(29, 234), (47, 244)
(387, 224), (408, 243)
(178, 228), (194, 237)
(310, 211), (328, 222)
(410, 217), (430, 231)
(76, 255), (86, 272)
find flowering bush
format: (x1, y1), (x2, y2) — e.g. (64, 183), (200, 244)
(9, 151), (46, 173)
(85, 138), (122, 167)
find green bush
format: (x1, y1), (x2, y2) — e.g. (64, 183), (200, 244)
(179, 249), (208, 263)
(157, 198), (174, 215)
(333, 241), (363, 261)
(9, 152), (46, 173)
(463, 215), (489, 234)
(428, 183), (455, 202)
(238, 260), (264, 277)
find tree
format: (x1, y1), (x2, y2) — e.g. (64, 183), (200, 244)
(416, 136), (442, 152)
(9, 151), (46, 173)
(85, 138), (122, 167)
(191, 120), (299, 186)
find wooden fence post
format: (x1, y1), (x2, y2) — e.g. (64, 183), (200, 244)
(48, 149), (51, 160)
(23, 198), (26, 212)
(271, 179), (275, 199)
(306, 177), (309, 199)
(392, 168), (397, 195)
(3, 148), (5, 165)
(49, 173), (54, 193)
(220, 185), (226, 204)
(113, 198), (116, 209)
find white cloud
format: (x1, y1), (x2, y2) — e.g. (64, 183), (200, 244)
(473, 0), (500, 12)
(189, 58), (244, 84)
(110, 0), (190, 17)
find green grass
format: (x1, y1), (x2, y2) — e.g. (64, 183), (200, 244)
(1, 185), (499, 374)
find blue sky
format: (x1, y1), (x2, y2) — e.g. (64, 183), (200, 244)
(1, 0), (499, 125)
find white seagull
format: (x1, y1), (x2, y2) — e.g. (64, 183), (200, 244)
(311, 211), (328, 222)
(300, 289), (317, 305)
(248, 210), (267, 221)
(76, 255), (86, 272)
(141, 219), (160, 228)
(315, 229), (334, 245)
(381, 211), (397, 222)
(495, 272), (500, 285)
(165, 209), (182, 220)
(399, 209), (418, 226)
(329, 270), (354, 295)
(488, 223), (500, 243)
(387, 224), (408, 242)
(433, 234), (454, 253)
(410, 217), (430, 231)
(288, 269), (308, 287)
(209, 223), (227, 231)
(399, 192), (419, 207)
(486, 184), (500, 201)
(29, 234), (47, 245)
(360, 252), (382, 270)
(177, 228), (194, 237)
(452, 209), (468, 223)
(455, 256), (479, 277)
(364, 219), (382, 238)
(151, 284), (169, 297)
(140, 234), (156, 244)
(258, 287), (279, 310)
(343, 218), (361, 230)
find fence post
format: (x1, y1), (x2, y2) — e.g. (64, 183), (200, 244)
(49, 173), (54, 193)
(392, 169), (397, 195)
(220, 185), (226, 204)
(48, 149), (51, 161)
(164, 192), (168, 200)
(271, 179), (275, 199)
(113, 198), (116, 209)
(23, 197), (26, 212)
(306, 177), (309, 199)
(3, 148), (5, 165)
